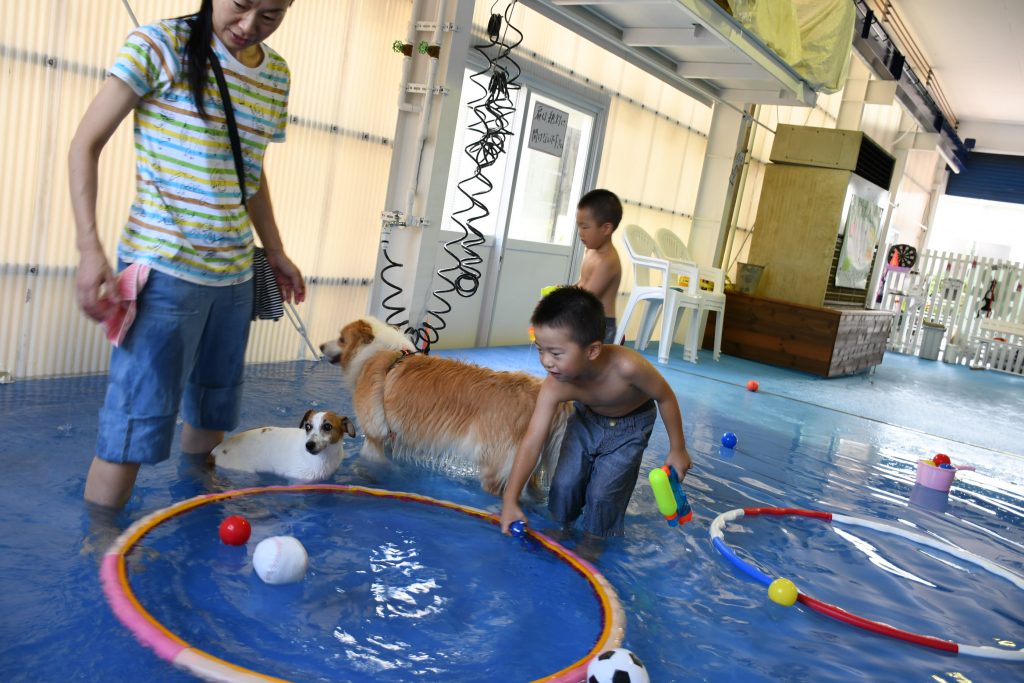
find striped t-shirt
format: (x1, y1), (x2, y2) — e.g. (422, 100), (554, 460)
(109, 18), (290, 286)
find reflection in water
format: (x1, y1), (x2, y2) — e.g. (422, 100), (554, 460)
(832, 526), (935, 586)
(369, 541), (446, 619)
(910, 483), (950, 513)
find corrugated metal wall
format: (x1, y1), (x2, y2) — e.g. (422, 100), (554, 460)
(0, 0), (410, 380)
(889, 148), (942, 248)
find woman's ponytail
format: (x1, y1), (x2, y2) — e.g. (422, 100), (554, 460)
(183, 0), (214, 119)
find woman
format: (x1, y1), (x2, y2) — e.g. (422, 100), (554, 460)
(69, 0), (302, 508)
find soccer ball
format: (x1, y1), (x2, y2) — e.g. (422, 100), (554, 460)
(586, 648), (650, 683)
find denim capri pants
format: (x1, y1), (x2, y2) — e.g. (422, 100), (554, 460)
(547, 399), (657, 538)
(96, 266), (253, 464)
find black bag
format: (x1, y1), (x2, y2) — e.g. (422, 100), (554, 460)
(210, 50), (284, 322)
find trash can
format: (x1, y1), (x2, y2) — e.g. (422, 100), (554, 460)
(918, 322), (945, 361)
(735, 263), (765, 294)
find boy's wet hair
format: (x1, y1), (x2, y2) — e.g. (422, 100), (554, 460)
(531, 286), (606, 346)
(577, 189), (623, 231)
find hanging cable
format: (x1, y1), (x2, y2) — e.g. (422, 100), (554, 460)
(379, 1), (522, 353)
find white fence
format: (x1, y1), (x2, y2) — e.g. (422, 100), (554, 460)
(880, 250), (1024, 369)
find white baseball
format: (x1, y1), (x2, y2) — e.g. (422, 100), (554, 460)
(252, 536), (308, 585)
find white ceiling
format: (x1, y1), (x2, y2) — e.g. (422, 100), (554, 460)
(881, 0), (1024, 154)
(526, 0), (1024, 155)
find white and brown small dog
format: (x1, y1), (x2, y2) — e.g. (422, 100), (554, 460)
(320, 317), (570, 496)
(211, 410), (356, 482)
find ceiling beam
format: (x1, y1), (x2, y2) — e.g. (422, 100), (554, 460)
(623, 26), (723, 48)
(719, 88), (803, 105)
(676, 61), (765, 80)
(519, 0), (716, 107)
(552, 0), (662, 5)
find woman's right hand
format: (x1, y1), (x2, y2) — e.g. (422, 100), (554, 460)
(76, 247), (119, 321)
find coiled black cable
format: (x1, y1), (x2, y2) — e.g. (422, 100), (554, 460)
(379, 1), (521, 353)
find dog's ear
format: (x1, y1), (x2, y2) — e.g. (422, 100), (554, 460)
(340, 416), (356, 437)
(352, 320), (375, 345)
(300, 409), (314, 427)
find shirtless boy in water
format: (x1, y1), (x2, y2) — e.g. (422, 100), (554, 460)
(573, 189), (623, 344)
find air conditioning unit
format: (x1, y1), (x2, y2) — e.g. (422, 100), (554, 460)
(747, 125), (895, 307)
(769, 124), (895, 190)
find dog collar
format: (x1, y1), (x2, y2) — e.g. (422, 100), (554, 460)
(388, 349), (417, 372)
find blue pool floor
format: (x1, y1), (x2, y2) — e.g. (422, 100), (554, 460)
(0, 343), (1022, 682)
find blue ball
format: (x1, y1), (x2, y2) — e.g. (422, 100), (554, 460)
(939, 463), (955, 470)
(509, 520), (527, 538)
(721, 432), (737, 448)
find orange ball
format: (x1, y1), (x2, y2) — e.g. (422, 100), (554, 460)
(746, 380), (759, 392)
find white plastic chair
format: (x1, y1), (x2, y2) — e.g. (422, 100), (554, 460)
(655, 228), (695, 263)
(655, 228), (727, 363)
(615, 225), (699, 356)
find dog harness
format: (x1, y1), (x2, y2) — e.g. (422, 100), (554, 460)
(384, 349), (419, 441)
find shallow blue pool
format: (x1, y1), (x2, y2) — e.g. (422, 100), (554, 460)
(1, 349), (1022, 682)
(123, 488), (609, 681)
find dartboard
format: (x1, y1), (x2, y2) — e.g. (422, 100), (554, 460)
(887, 244), (917, 268)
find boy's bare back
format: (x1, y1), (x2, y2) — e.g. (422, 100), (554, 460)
(577, 244), (622, 318)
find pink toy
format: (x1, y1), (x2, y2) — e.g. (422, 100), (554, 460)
(102, 263), (151, 346)
(914, 459), (975, 492)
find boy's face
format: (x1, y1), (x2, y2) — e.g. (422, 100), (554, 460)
(576, 207), (613, 250)
(533, 324), (601, 382)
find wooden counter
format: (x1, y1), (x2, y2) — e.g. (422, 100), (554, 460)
(702, 292), (894, 377)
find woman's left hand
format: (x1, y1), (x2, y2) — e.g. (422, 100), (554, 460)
(265, 249), (306, 304)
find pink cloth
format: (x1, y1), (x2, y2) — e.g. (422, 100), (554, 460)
(103, 263), (151, 346)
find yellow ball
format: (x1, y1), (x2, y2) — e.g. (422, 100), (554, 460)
(768, 578), (798, 606)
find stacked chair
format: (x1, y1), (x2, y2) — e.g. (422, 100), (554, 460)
(614, 224), (726, 364)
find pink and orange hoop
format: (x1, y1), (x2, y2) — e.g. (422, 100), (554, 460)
(100, 484), (626, 682)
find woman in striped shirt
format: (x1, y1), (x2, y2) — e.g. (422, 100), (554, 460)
(70, 0), (301, 508)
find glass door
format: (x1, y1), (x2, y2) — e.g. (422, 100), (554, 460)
(438, 69), (604, 347)
(483, 90), (597, 345)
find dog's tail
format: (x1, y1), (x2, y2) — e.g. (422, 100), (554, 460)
(486, 400), (571, 498)
(533, 400), (572, 491)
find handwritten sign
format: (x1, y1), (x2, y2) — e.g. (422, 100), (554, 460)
(528, 102), (568, 157)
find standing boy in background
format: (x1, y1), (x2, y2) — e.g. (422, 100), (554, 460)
(574, 189), (623, 344)
(501, 287), (692, 560)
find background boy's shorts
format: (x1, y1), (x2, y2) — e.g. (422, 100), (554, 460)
(603, 317), (617, 344)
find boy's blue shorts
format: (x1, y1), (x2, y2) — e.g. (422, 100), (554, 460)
(96, 266), (253, 465)
(547, 400), (657, 537)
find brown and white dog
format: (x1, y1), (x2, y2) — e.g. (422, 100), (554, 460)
(320, 317), (570, 496)
(212, 410), (356, 482)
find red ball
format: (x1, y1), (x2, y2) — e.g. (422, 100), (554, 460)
(219, 515), (251, 545)
(932, 453), (951, 467)
(746, 380), (759, 392)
